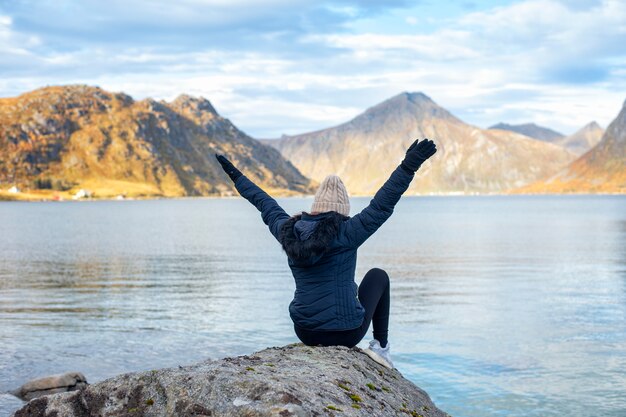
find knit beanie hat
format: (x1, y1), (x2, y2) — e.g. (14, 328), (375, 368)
(311, 175), (350, 216)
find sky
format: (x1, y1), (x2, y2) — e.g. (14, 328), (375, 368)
(0, 0), (625, 138)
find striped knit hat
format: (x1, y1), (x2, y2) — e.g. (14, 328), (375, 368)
(311, 175), (350, 216)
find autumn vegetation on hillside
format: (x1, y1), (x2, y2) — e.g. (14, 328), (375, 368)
(0, 85), (314, 200)
(1, 85), (623, 200)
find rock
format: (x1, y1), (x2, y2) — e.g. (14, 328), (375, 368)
(13, 344), (449, 417)
(10, 372), (88, 401)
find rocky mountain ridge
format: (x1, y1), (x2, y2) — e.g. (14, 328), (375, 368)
(264, 92), (576, 195)
(554, 121), (604, 156)
(488, 122), (564, 142)
(2, 86), (619, 198)
(522, 102), (625, 193)
(489, 121), (603, 156)
(0, 85), (315, 198)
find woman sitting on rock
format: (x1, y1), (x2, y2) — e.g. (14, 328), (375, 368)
(215, 138), (437, 369)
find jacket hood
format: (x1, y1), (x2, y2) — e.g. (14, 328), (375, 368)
(293, 219), (318, 241)
(278, 211), (349, 265)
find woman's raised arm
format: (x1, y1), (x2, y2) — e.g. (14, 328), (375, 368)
(342, 139), (437, 248)
(215, 154), (290, 241)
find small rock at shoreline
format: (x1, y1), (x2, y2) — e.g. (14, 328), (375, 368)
(10, 372), (88, 401)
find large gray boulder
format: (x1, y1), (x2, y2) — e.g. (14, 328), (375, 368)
(10, 372), (88, 401)
(13, 344), (449, 417)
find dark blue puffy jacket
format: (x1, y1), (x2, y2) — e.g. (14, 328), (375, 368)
(234, 164), (415, 331)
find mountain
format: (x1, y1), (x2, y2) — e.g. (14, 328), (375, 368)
(263, 92), (576, 195)
(489, 121), (603, 156)
(554, 121), (604, 156)
(520, 102), (626, 193)
(488, 122), (565, 142)
(0, 85), (315, 198)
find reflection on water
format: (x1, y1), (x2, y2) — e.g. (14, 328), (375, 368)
(1, 196), (625, 417)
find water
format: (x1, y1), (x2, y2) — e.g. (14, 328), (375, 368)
(0, 196), (624, 417)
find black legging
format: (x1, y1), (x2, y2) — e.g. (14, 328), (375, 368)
(293, 267), (390, 348)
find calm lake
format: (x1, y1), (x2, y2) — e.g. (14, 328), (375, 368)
(0, 195), (625, 417)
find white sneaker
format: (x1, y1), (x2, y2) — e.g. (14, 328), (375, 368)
(363, 339), (394, 369)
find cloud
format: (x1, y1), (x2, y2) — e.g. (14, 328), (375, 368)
(0, 0), (624, 137)
(459, 0), (626, 65)
(1, 0), (410, 49)
(318, 0), (626, 85)
(305, 31), (481, 61)
(297, 0), (626, 132)
(0, 14), (40, 55)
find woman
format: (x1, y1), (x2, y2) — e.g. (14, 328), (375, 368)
(215, 138), (437, 369)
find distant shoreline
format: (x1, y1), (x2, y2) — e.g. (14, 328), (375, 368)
(2, 191), (624, 202)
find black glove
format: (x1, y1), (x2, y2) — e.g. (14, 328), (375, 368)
(400, 138), (437, 173)
(215, 154), (243, 182)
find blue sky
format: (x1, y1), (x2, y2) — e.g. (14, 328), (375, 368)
(1, 0), (624, 137)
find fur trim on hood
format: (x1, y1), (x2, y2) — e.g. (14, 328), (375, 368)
(278, 211), (349, 263)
